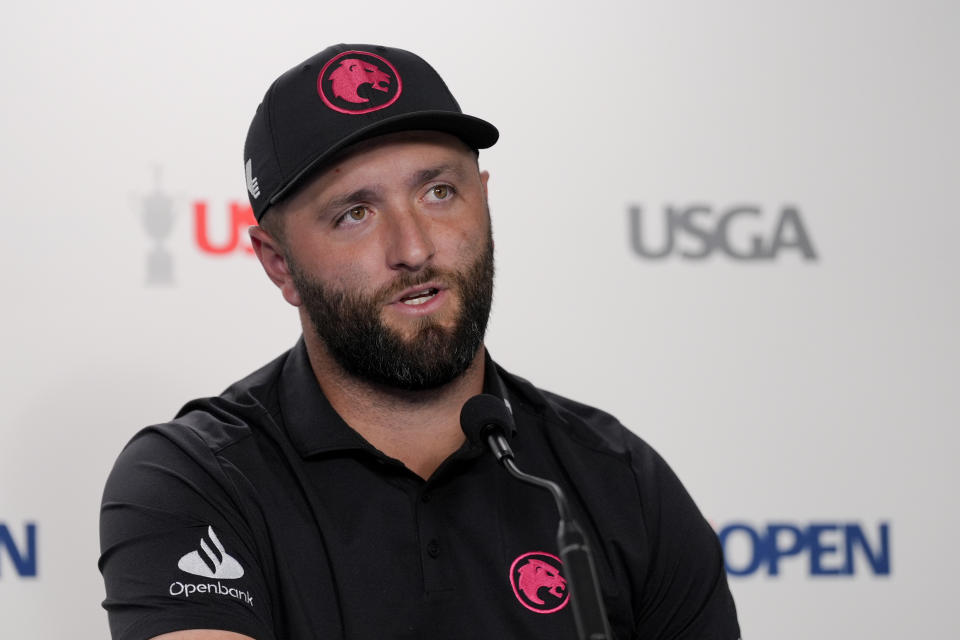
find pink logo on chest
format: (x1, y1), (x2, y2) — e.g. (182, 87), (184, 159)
(509, 551), (569, 614)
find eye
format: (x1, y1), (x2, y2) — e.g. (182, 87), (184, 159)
(426, 184), (453, 201)
(337, 205), (369, 227)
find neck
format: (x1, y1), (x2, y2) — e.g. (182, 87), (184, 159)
(301, 328), (486, 480)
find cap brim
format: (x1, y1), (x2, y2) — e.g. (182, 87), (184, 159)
(269, 111), (499, 207)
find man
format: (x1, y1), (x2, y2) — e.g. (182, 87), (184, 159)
(99, 44), (740, 640)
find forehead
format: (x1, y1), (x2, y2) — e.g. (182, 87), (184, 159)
(286, 131), (478, 204)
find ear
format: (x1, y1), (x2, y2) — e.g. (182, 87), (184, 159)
(249, 226), (302, 307)
(479, 170), (490, 201)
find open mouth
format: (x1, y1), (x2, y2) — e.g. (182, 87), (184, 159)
(399, 287), (440, 306)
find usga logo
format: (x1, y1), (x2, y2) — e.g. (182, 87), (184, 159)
(628, 203), (818, 261)
(169, 526), (253, 606)
(137, 168), (258, 286)
(192, 201), (256, 256)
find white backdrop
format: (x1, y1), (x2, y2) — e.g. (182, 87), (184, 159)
(1, 1), (957, 637)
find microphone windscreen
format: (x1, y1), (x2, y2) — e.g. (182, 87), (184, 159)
(460, 393), (513, 446)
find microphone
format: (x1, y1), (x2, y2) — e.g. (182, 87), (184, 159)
(460, 394), (613, 640)
(460, 393), (515, 463)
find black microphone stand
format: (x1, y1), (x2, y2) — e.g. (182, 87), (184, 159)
(484, 430), (613, 640)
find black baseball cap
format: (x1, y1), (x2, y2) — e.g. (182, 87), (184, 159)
(243, 43), (499, 222)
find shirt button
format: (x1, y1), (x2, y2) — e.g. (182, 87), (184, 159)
(421, 492), (431, 503)
(426, 539), (440, 558)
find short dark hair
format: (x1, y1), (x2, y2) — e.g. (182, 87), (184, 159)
(257, 206), (288, 251)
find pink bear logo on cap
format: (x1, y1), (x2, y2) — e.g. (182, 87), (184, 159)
(318, 50), (402, 115)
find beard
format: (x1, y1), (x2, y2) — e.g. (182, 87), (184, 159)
(289, 231), (495, 391)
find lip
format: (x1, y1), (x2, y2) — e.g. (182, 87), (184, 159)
(390, 281), (444, 304)
(387, 281), (448, 316)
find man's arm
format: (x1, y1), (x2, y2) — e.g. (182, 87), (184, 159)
(100, 427), (275, 640)
(628, 439), (740, 639)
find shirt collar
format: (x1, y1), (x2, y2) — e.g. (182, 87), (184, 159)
(278, 338), (370, 457)
(278, 338), (516, 458)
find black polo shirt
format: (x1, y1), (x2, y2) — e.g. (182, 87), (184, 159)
(99, 339), (739, 640)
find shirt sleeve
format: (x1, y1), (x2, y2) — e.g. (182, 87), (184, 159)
(99, 426), (276, 640)
(628, 438), (741, 640)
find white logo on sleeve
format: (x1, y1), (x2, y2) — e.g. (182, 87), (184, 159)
(177, 526), (245, 579)
(245, 159), (261, 199)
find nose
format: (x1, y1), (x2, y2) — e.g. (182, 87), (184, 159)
(384, 205), (436, 272)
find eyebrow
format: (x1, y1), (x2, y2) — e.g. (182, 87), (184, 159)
(411, 163), (461, 187)
(319, 163), (466, 214)
(323, 188), (379, 214)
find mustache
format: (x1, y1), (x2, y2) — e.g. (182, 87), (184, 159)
(372, 266), (451, 303)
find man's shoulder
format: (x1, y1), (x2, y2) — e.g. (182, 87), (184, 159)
(103, 348), (297, 512)
(127, 347), (293, 462)
(497, 365), (648, 460)
(173, 349), (290, 446)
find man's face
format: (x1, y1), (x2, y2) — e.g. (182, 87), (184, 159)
(273, 131), (494, 390)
